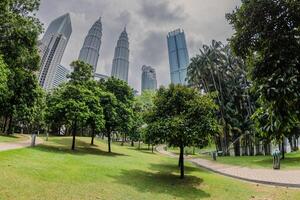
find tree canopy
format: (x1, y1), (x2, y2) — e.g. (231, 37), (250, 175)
(146, 84), (218, 178)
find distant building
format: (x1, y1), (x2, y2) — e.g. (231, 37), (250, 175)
(52, 64), (70, 88)
(167, 29), (189, 85)
(38, 14), (72, 90)
(38, 13), (72, 91)
(111, 28), (129, 82)
(141, 65), (157, 92)
(94, 72), (109, 81)
(133, 90), (139, 96)
(78, 18), (102, 73)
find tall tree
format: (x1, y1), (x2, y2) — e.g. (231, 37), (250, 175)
(147, 84), (218, 178)
(187, 41), (256, 156)
(227, 0), (300, 158)
(0, 0), (42, 134)
(100, 77), (134, 151)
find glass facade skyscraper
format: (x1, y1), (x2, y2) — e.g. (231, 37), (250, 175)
(38, 13), (72, 91)
(111, 28), (129, 82)
(52, 64), (70, 88)
(141, 65), (157, 92)
(78, 18), (102, 73)
(167, 29), (189, 85)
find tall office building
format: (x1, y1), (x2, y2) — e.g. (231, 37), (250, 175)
(141, 65), (157, 92)
(52, 64), (70, 88)
(38, 13), (72, 90)
(167, 29), (189, 85)
(78, 18), (102, 73)
(111, 28), (129, 82)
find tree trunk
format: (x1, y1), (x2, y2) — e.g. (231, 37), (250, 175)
(71, 120), (77, 150)
(131, 140), (134, 147)
(151, 145), (154, 153)
(138, 140), (141, 149)
(281, 141), (285, 160)
(179, 145), (184, 179)
(91, 127), (95, 145)
(7, 115), (13, 135)
(2, 115), (8, 133)
(107, 129), (111, 153)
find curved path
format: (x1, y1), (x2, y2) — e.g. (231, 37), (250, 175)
(0, 135), (43, 152)
(156, 145), (300, 188)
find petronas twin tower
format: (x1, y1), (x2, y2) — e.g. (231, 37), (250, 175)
(39, 14), (130, 90)
(79, 18), (129, 82)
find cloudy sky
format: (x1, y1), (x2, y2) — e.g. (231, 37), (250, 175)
(37, 0), (241, 92)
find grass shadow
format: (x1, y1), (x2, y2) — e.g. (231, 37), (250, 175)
(33, 137), (127, 157)
(0, 135), (19, 138)
(109, 167), (210, 199)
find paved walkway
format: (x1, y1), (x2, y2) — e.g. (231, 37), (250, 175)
(0, 135), (42, 152)
(156, 145), (300, 188)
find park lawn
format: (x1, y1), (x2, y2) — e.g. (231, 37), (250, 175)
(0, 134), (27, 143)
(169, 146), (300, 170)
(0, 137), (299, 200)
(198, 151), (300, 170)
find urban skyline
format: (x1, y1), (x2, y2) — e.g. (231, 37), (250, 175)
(37, 0), (240, 92)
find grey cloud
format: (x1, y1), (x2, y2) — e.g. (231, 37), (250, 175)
(37, 0), (240, 91)
(139, 0), (187, 24)
(137, 31), (167, 67)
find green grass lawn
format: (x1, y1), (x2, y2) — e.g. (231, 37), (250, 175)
(169, 146), (300, 170)
(0, 134), (27, 143)
(199, 151), (300, 170)
(0, 137), (299, 200)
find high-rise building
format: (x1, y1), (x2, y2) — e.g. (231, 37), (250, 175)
(141, 65), (157, 92)
(78, 18), (102, 73)
(94, 72), (109, 81)
(38, 13), (72, 90)
(111, 28), (129, 82)
(52, 64), (70, 88)
(167, 29), (189, 85)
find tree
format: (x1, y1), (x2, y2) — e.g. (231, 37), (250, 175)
(0, 56), (9, 130)
(0, 0), (42, 134)
(46, 60), (105, 150)
(99, 90), (118, 153)
(86, 81), (105, 145)
(99, 77), (134, 151)
(187, 41), (256, 156)
(227, 0), (300, 158)
(130, 90), (156, 148)
(147, 84), (218, 178)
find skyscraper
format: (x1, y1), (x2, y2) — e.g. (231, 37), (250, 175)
(38, 13), (72, 90)
(52, 64), (70, 88)
(141, 65), (157, 92)
(78, 18), (102, 73)
(111, 28), (129, 82)
(167, 29), (189, 85)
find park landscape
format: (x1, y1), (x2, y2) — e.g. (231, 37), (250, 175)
(1, 0), (300, 199)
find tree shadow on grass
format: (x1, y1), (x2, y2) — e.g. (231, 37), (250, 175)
(109, 167), (210, 199)
(33, 138), (127, 157)
(128, 147), (156, 155)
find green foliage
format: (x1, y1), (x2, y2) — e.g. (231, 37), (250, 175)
(147, 84), (218, 178)
(0, 56), (9, 107)
(187, 40), (256, 155)
(227, 0), (300, 143)
(46, 60), (105, 150)
(98, 77), (134, 151)
(0, 0), (42, 134)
